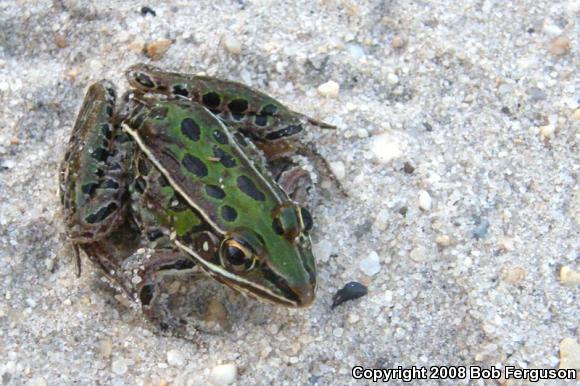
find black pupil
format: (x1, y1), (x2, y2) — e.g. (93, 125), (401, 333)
(301, 207), (313, 232)
(226, 246), (247, 266)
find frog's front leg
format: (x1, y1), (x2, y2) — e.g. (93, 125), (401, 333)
(60, 81), (135, 272)
(137, 251), (202, 331)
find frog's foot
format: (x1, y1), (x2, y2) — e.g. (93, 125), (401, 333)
(137, 251), (199, 331)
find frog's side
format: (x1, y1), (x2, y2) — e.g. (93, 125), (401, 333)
(59, 64), (331, 330)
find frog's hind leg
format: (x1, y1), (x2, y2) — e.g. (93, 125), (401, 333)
(137, 251), (201, 331)
(60, 81), (136, 275)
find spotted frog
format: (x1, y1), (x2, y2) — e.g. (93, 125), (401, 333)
(59, 64), (332, 329)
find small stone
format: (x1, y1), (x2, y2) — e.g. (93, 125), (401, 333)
(497, 237), (514, 252)
(1, 159), (15, 169)
(33, 377), (48, 386)
(100, 338), (113, 359)
(317, 80), (340, 98)
(539, 123), (555, 139)
(472, 218), (490, 239)
(223, 35), (242, 55)
(209, 363), (237, 385)
(348, 313), (360, 324)
(140, 6), (156, 16)
(548, 36), (570, 56)
(559, 338), (580, 369)
(359, 251), (381, 276)
(418, 190), (432, 211)
(205, 298), (229, 327)
(329, 161), (346, 180)
(54, 33), (67, 48)
(10, 137), (20, 145)
(111, 358), (128, 375)
(409, 246), (427, 262)
(145, 39), (173, 60)
(333, 328), (344, 337)
(403, 162), (415, 174)
(332, 282), (368, 309)
(128, 38), (146, 53)
(370, 133), (402, 163)
(312, 240), (332, 263)
(435, 235), (451, 247)
(573, 109), (580, 120)
(560, 266), (580, 286)
(500, 265), (526, 284)
(167, 349), (186, 367)
(391, 35), (405, 48)
(387, 73), (399, 85)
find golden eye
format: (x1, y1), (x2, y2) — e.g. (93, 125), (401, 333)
(219, 238), (256, 272)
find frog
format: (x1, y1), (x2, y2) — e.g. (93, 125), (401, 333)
(59, 63), (334, 330)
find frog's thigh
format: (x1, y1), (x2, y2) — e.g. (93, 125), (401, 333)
(61, 81), (132, 243)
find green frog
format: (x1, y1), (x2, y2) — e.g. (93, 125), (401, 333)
(59, 64), (332, 329)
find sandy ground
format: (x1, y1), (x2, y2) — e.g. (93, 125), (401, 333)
(0, 0), (579, 385)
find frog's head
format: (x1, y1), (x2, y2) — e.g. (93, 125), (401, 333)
(215, 205), (317, 307)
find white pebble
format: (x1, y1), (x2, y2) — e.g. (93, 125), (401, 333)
(111, 358), (128, 375)
(418, 190), (432, 211)
(317, 80), (340, 98)
(333, 328), (344, 337)
(387, 73), (399, 84)
(435, 235), (451, 247)
(329, 161), (346, 180)
(167, 349), (186, 367)
(359, 251), (381, 276)
(312, 240), (332, 262)
(209, 363), (237, 385)
(223, 35), (242, 54)
(409, 246), (427, 262)
(560, 266), (580, 286)
(539, 123), (555, 139)
(370, 133), (402, 163)
(559, 338), (580, 369)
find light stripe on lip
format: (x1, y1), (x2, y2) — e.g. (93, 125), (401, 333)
(173, 239), (299, 307)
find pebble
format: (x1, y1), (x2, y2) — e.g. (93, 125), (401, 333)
(111, 358), (128, 375)
(391, 35), (405, 48)
(100, 338), (113, 359)
(223, 35), (242, 54)
(145, 39), (173, 60)
(548, 36), (570, 56)
(317, 80), (340, 98)
(387, 73), (399, 85)
(329, 161), (346, 180)
(559, 266), (580, 286)
(500, 265), (526, 284)
(559, 338), (580, 369)
(574, 109), (580, 120)
(167, 349), (186, 367)
(205, 298), (229, 327)
(209, 363), (237, 385)
(370, 133), (402, 163)
(435, 235), (451, 247)
(409, 246), (427, 262)
(472, 218), (490, 239)
(359, 251), (381, 276)
(539, 123), (555, 139)
(312, 239), (332, 263)
(331, 282), (368, 309)
(418, 190), (432, 211)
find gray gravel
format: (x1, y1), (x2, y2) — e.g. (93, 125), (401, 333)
(0, 1), (578, 385)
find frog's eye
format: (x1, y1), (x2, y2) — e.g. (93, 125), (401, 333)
(220, 237), (256, 272)
(298, 207), (313, 233)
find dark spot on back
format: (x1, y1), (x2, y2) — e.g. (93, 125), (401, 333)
(237, 175), (265, 201)
(135, 72), (155, 88)
(182, 154), (208, 177)
(221, 205), (238, 221)
(264, 124), (302, 140)
(134, 176), (147, 193)
(85, 202), (118, 224)
(272, 218), (284, 236)
(158, 174), (169, 187)
(91, 147), (109, 162)
(261, 104), (278, 116)
(300, 207), (313, 232)
(137, 157), (150, 176)
(231, 113), (244, 121)
(101, 123), (112, 139)
(146, 229), (164, 241)
(206, 184), (226, 199)
(202, 92), (221, 108)
(181, 118), (201, 142)
(212, 130), (228, 144)
(255, 115), (268, 127)
(173, 84), (189, 97)
(105, 105), (113, 117)
(213, 147), (237, 168)
(81, 183), (98, 196)
(228, 99), (248, 114)
(101, 179), (120, 190)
